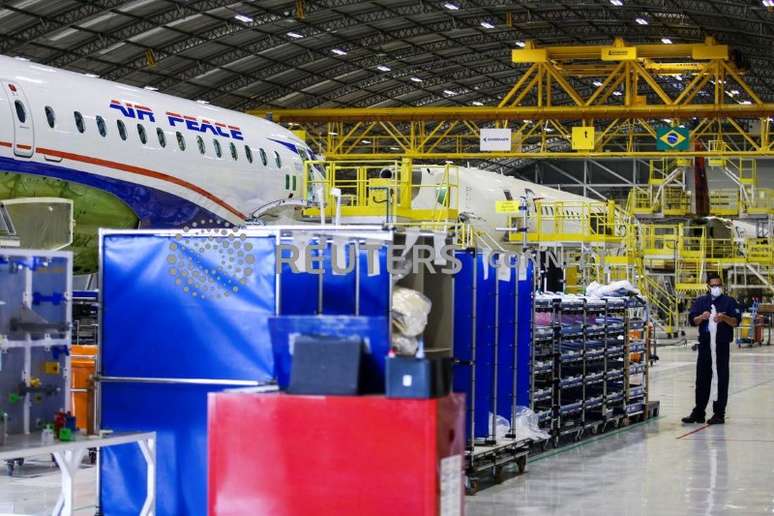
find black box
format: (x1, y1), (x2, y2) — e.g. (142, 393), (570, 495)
(385, 356), (452, 399)
(288, 336), (363, 395)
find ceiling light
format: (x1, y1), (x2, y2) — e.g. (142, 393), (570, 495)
(472, 101), (484, 106)
(740, 100), (752, 104)
(480, 21), (495, 29)
(730, 89), (740, 96)
(610, 0), (623, 5)
(361, 140), (371, 144)
(144, 86), (159, 91)
(612, 90), (623, 96)
(390, 146), (400, 150)
(331, 48), (347, 56)
(443, 89), (456, 95)
(329, 131), (338, 135)
(675, 74), (683, 81)
(376, 65), (391, 72)
(593, 80), (604, 87)
(234, 14), (253, 23)
(287, 32), (303, 39)
(764, 0), (774, 7)
(515, 41), (526, 48)
(661, 38), (672, 44)
(443, 2), (460, 10)
(545, 127), (554, 133)
(410, 77), (423, 83)
(635, 17), (648, 25)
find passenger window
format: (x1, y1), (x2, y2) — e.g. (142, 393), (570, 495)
(229, 142), (237, 161)
(244, 145), (253, 164)
(274, 150), (282, 168)
(14, 101), (26, 124)
(197, 135), (206, 155)
(213, 139), (222, 158)
(117, 120), (127, 141)
(176, 131), (186, 151)
(44, 106), (55, 128)
(74, 111), (85, 134)
(259, 148), (267, 166)
(137, 124), (147, 144)
(157, 128), (166, 148)
(96, 116), (107, 137)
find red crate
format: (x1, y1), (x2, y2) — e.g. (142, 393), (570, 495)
(208, 392), (466, 516)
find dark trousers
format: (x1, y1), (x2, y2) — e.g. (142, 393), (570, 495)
(694, 338), (730, 417)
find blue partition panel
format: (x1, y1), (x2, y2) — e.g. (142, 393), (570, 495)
(516, 258), (534, 407)
(496, 255), (517, 422)
(473, 252), (497, 439)
(452, 251), (474, 443)
(100, 233), (278, 516)
(358, 247), (389, 316)
(100, 234), (277, 380)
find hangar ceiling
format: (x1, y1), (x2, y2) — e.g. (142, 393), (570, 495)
(1, 0), (774, 173)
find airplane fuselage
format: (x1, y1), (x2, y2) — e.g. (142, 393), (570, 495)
(0, 55), (309, 228)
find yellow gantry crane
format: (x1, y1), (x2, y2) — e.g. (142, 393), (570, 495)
(252, 37), (774, 160)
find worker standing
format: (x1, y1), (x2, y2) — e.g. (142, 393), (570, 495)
(682, 274), (740, 425)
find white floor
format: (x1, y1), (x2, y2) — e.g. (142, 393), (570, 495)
(1, 342), (773, 515)
(468, 342), (774, 515)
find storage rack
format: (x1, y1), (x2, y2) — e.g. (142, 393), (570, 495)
(531, 293), (650, 447)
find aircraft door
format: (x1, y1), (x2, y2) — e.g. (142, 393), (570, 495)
(2, 81), (34, 158)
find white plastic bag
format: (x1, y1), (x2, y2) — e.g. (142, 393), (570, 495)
(511, 406), (551, 442)
(488, 413), (511, 441)
(392, 287), (432, 337)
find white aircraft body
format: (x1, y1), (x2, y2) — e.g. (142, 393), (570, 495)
(0, 54), (309, 228)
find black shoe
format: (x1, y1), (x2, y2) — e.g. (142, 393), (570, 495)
(681, 413), (705, 424)
(707, 414), (725, 425)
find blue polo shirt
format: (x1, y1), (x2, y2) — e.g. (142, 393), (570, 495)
(689, 293), (740, 344)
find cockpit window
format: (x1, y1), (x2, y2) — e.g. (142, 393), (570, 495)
(176, 131), (186, 151)
(259, 148), (267, 167)
(213, 139), (222, 158)
(244, 145), (253, 163)
(274, 150), (282, 168)
(14, 101), (26, 124)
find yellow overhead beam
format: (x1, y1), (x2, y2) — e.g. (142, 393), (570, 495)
(256, 103), (774, 123)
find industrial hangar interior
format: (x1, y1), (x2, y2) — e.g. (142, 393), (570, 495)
(0, 1), (773, 514)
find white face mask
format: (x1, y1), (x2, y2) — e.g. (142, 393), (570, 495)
(710, 286), (722, 298)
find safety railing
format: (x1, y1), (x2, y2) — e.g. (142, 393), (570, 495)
(747, 238), (774, 265)
(746, 188), (774, 215)
(639, 274), (679, 334)
(639, 224), (679, 258)
(508, 199), (626, 245)
(662, 187), (691, 216)
(709, 189), (740, 216)
(302, 160), (459, 222)
(627, 187), (655, 214)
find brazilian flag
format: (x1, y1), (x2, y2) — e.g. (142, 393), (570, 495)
(656, 127), (690, 151)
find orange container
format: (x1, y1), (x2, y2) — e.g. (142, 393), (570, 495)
(71, 344), (97, 432)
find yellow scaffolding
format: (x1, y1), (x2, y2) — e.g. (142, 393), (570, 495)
(302, 159), (459, 223)
(507, 199), (626, 245)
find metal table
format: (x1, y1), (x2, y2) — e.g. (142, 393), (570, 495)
(0, 431), (156, 516)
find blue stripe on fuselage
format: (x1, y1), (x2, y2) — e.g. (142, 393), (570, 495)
(0, 156), (226, 228)
(268, 138), (300, 154)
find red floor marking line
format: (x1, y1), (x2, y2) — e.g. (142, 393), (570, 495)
(676, 425), (709, 439)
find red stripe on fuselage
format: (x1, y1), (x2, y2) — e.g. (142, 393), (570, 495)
(0, 139), (245, 220)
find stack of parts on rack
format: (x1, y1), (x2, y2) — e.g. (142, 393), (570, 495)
(533, 292), (652, 448)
